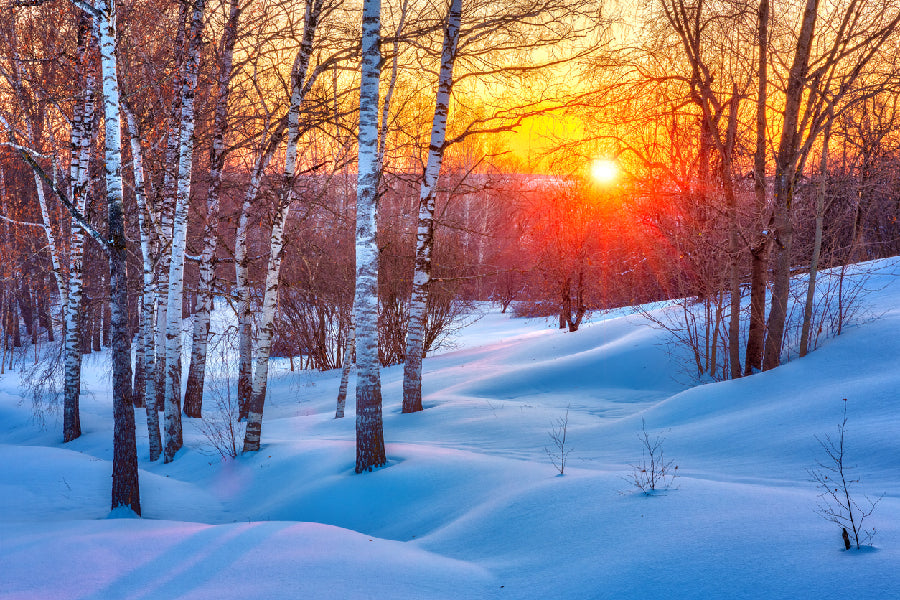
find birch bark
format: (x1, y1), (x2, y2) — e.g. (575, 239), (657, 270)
(63, 13), (96, 443)
(184, 0), (240, 419)
(243, 0), (325, 452)
(337, 0), (408, 419)
(355, 0), (386, 472)
(402, 0), (462, 414)
(89, 0), (140, 514)
(233, 118), (289, 420)
(335, 322), (354, 418)
(153, 1), (190, 421)
(163, 0), (206, 463)
(124, 106), (162, 460)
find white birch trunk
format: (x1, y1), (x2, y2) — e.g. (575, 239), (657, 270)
(354, 0), (386, 473)
(184, 0), (240, 420)
(125, 106), (162, 459)
(334, 0), (406, 418)
(335, 322), (354, 418)
(90, 0), (140, 514)
(62, 14), (95, 443)
(233, 131), (285, 419)
(163, 0), (206, 463)
(34, 175), (66, 310)
(402, 0), (462, 414)
(234, 189), (255, 421)
(243, 0), (324, 452)
(152, 0), (190, 421)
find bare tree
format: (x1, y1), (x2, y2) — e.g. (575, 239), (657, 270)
(183, 0), (241, 420)
(545, 407), (572, 475)
(810, 400), (882, 549)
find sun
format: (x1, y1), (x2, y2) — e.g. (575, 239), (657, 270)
(590, 159), (618, 184)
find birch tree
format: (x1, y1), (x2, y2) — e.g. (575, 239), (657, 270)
(124, 104), (162, 459)
(92, 0), (140, 514)
(183, 0), (240, 419)
(0, 10), (96, 441)
(243, 0), (348, 452)
(401, 0), (595, 406)
(12, 0), (141, 511)
(355, 0), (387, 472)
(163, 0), (206, 463)
(336, 0), (409, 419)
(402, 0), (462, 414)
(62, 14), (96, 442)
(152, 0), (190, 423)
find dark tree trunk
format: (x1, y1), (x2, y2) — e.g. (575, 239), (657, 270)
(744, 0), (770, 375)
(95, 0), (140, 515)
(92, 300), (102, 352)
(38, 292), (53, 342)
(762, 0), (818, 371)
(763, 174), (794, 371)
(744, 241), (769, 374)
(102, 296), (111, 347)
(19, 285), (34, 338)
(11, 298), (21, 348)
(81, 298), (92, 354)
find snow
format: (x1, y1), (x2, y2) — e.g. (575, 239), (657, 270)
(2, 259), (900, 599)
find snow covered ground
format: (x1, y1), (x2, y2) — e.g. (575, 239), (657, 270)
(2, 260), (900, 599)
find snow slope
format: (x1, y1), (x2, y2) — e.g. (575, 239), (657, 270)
(2, 260), (899, 599)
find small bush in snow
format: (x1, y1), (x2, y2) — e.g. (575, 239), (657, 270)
(19, 342), (64, 429)
(197, 335), (245, 459)
(545, 407), (573, 475)
(809, 400), (882, 550)
(627, 419), (677, 494)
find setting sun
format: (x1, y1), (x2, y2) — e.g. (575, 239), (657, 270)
(590, 159), (618, 184)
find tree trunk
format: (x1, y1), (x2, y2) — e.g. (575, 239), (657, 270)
(132, 306), (146, 407)
(723, 88), (742, 379)
(799, 113), (833, 356)
(150, 0), (190, 431)
(62, 27), (94, 444)
(744, 0), (770, 375)
(38, 293), (53, 342)
(184, 0), (239, 420)
(243, 0), (324, 452)
(10, 296), (21, 348)
(336, 321), (354, 419)
(241, 200), (291, 452)
(763, 0), (818, 371)
(355, 0), (386, 473)
(102, 294), (111, 347)
(163, 0), (206, 463)
(92, 288), (103, 352)
(124, 105), (161, 458)
(402, 0), (462, 415)
(96, 0), (140, 515)
(234, 210), (253, 420)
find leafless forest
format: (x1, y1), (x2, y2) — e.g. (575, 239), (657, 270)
(2, 0), (900, 511)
